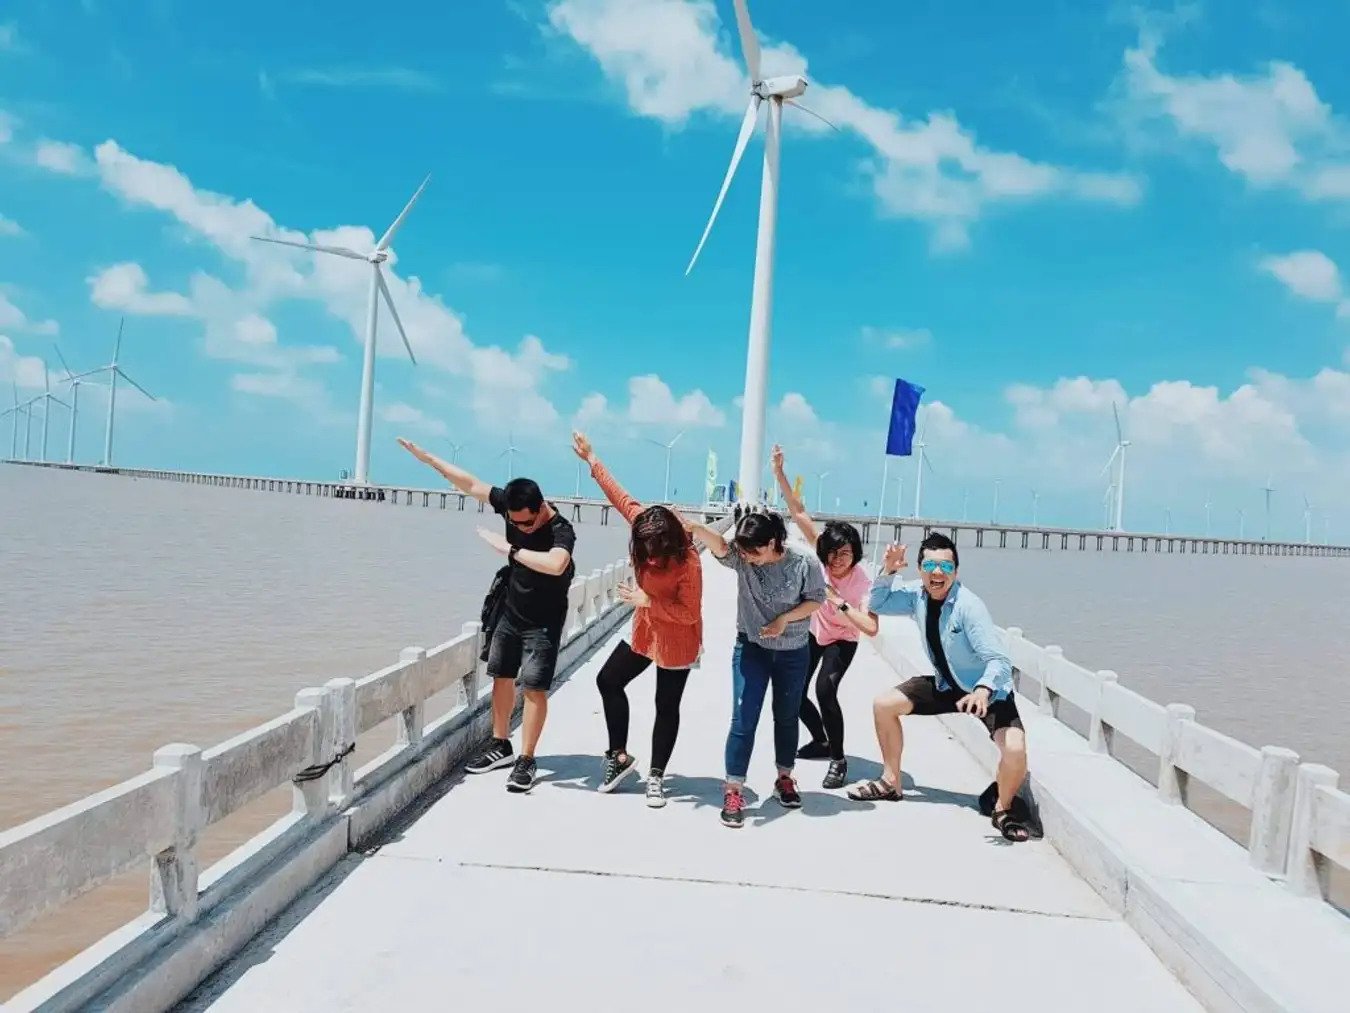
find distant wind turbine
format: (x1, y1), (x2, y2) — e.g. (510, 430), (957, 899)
(992, 480), (1001, 524)
(1303, 495), (1312, 544)
(646, 430), (686, 502)
(76, 319), (156, 467)
(962, 487), (969, 522)
(1031, 489), (1040, 527)
(1263, 475), (1275, 541)
(683, 0), (836, 506)
(251, 175), (429, 485)
(1165, 507), (1172, 536)
(54, 344), (96, 465)
(815, 470), (829, 512)
(499, 433), (522, 482)
(1204, 494), (1212, 538)
(1099, 402), (1129, 531)
(35, 362), (70, 463)
(912, 417), (933, 519)
(1238, 508), (1246, 540)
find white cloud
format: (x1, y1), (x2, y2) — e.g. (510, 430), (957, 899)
(1258, 250), (1350, 318)
(0, 334), (47, 390)
(0, 111), (12, 145)
(1118, 31), (1350, 204)
(0, 23), (20, 53)
(776, 391), (817, 426)
(0, 292), (58, 335)
(281, 67), (442, 93)
(379, 401), (448, 436)
(86, 140), (571, 423)
(549, 0), (1140, 250)
(626, 373), (725, 427)
(0, 213), (23, 237)
(88, 262), (195, 316)
(861, 325), (931, 349)
(34, 139), (91, 176)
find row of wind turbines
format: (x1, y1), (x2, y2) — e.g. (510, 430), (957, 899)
(1, 321), (156, 468)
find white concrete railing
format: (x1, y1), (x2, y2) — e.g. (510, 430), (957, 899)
(1003, 626), (1349, 901)
(0, 553), (637, 1009)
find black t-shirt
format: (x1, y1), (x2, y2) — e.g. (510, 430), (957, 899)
(489, 487), (577, 629)
(924, 596), (957, 691)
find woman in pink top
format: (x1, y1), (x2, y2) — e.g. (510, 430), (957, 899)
(772, 445), (879, 789)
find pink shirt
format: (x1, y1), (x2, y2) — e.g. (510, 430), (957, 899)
(810, 560), (872, 645)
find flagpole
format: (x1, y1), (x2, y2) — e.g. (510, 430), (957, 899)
(872, 456), (890, 564)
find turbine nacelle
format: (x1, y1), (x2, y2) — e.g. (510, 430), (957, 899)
(755, 75), (807, 100)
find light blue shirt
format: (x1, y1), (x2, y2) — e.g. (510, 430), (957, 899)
(868, 576), (1014, 700)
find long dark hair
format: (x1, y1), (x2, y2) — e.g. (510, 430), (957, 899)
(732, 510), (788, 554)
(631, 505), (691, 571)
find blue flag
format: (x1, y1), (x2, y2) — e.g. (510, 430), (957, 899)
(885, 378), (925, 456)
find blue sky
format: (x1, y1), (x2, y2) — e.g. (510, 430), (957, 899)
(2, 0), (1349, 541)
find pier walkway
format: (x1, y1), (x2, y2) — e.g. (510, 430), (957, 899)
(180, 560), (1199, 1012)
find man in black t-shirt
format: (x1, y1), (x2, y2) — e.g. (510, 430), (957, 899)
(398, 438), (576, 794)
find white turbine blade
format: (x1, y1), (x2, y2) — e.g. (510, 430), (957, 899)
(732, 0), (762, 82)
(785, 98), (841, 132)
(113, 318), (124, 365)
(251, 235), (366, 260)
(115, 367), (156, 401)
(1112, 401), (1123, 444)
(49, 395), (70, 409)
(376, 174), (431, 253)
(54, 344), (75, 380)
(375, 267), (417, 365)
(645, 438), (666, 449)
(686, 97), (761, 276)
(1099, 445), (1120, 476)
(670, 430), (686, 448)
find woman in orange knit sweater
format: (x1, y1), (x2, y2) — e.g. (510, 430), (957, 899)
(572, 431), (704, 808)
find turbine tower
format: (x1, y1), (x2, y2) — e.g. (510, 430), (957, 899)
(815, 470), (829, 512)
(646, 430), (686, 502)
(251, 176), (429, 485)
(78, 320), (156, 466)
(54, 344), (95, 465)
(1099, 402), (1130, 531)
(912, 416), (933, 519)
(683, 0), (833, 506)
(499, 433), (522, 482)
(1303, 495), (1312, 544)
(35, 362), (70, 463)
(1262, 475), (1275, 541)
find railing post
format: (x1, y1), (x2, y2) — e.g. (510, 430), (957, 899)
(1039, 645), (1063, 717)
(150, 743), (204, 921)
(292, 686), (333, 819)
(398, 647), (427, 748)
(588, 569), (603, 624)
(602, 563), (616, 611)
(325, 677), (357, 807)
(1088, 670), (1118, 754)
(1285, 763), (1339, 897)
(1248, 745), (1300, 877)
(460, 621), (486, 708)
(1158, 703), (1196, 804)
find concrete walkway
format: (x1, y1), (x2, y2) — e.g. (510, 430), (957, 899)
(182, 559), (1202, 1012)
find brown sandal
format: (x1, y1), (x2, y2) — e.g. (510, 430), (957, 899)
(847, 778), (901, 802)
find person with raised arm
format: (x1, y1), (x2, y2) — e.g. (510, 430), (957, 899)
(572, 431), (703, 808)
(848, 533), (1032, 842)
(397, 437), (575, 795)
(770, 445), (878, 789)
(685, 511), (826, 829)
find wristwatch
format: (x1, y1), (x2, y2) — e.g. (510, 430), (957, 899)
(508, 546), (519, 564)
(838, 601), (850, 613)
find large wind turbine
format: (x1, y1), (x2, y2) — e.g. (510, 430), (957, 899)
(499, 432), (522, 482)
(1263, 475), (1275, 541)
(1099, 402), (1130, 531)
(78, 320), (156, 466)
(815, 469), (829, 512)
(912, 417), (933, 519)
(646, 430), (686, 502)
(251, 176), (429, 485)
(54, 344), (95, 465)
(1, 387), (24, 460)
(35, 362), (70, 463)
(1303, 495), (1312, 544)
(683, 0), (833, 506)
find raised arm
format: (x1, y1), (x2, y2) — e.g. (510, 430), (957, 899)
(398, 438), (491, 503)
(770, 444), (819, 546)
(868, 543), (919, 616)
(572, 431), (642, 524)
(686, 519), (731, 559)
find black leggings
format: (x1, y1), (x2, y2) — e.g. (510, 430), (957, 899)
(799, 633), (859, 761)
(596, 639), (690, 774)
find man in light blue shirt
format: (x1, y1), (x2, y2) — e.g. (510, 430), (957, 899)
(847, 533), (1031, 842)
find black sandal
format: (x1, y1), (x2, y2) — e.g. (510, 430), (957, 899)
(992, 808), (1031, 842)
(822, 759), (848, 790)
(846, 778), (901, 802)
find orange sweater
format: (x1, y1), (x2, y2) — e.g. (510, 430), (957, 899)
(591, 461), (703, 669)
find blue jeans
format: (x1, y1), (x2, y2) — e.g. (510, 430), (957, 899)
(725, 636), (811, 780)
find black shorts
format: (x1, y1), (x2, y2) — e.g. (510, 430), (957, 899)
(486, 613), (563, 692)
(897, 676), (1023, 739)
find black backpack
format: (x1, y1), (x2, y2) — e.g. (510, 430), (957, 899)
(479, 564), (510, 661)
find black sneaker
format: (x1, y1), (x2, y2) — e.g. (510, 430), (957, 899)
(822, 759), (848, 790)
(720, 788), (745, 828)
(598, 750), (638, 794)
(466, 738), (513, 774)
(796, 740), (831, 760)
(505, 755), (537, 793)
(774, 773), (802, 809)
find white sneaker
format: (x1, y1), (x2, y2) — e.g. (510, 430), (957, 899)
(645, 771), (667, 808)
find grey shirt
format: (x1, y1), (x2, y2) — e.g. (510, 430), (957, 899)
(716, 545), (826, 650)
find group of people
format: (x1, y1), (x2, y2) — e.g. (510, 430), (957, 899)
(397, 433), (1033, 841)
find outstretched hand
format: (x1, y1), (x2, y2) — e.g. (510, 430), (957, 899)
(882, 542), (908, 574)
(476, 527), (511, 556)
(770, 443), (785, 474)
(397, 437), (426, 462)
(571, 431), (595, 464)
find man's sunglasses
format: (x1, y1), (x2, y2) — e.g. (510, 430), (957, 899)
(920, 559), (956, 574)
